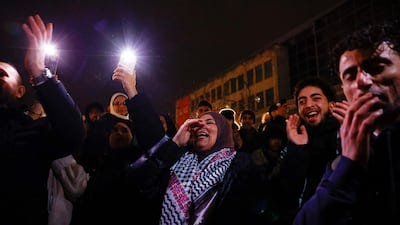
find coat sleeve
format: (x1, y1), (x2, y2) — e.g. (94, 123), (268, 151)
(125, 93), (185, 198)
(34, 79), (85, 156)
(293, 156), (366, 225)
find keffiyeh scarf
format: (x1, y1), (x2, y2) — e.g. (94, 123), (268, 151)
(160, 148), (236, 225)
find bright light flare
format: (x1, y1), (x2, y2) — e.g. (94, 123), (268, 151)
(119, 48), (137, 71)
(42, 43), (58, 57)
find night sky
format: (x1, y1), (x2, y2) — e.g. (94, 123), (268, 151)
(0, 0), (342, 116)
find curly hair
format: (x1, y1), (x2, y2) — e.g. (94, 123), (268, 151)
(332, 19), (400, 73)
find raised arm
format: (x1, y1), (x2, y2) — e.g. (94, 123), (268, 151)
(22, 14), (84, 150)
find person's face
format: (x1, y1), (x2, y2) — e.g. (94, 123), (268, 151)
(339, 42), (400, 122)
(0, 63), (24, 107)
(240, 114), (254, 128)
(113, 95), (128, 116)
(267, 138), (282, 161)
(88, 108), (102, 122)
(160, 115), (168, 132)
(297, 86), (331, 127)
(109, 122), (133, 149)
(269, 138), (282, 153)
(193, 114), (218, 151)
(196, 105), (211, 117)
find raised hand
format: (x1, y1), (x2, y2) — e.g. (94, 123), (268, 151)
(112, 64), (138, 98)
(172, 118), (202, 147)
(331, 100), (349, 125)
(286, 114), (308, 145)
(340, 93), (383, 165)
(22, 14), (53, 78)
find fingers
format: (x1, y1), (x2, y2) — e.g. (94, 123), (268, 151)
(286, 114), (308, 145)
(173, 118), (202, 146)
(112, 65), (136, 80)
(28, 16), (41, 41)
(340, 93), (384, 163)
(34, 15), (46, 39)
(22, 14), (52, 48)
(331, 101), (348, 124)
(65, 165), (76, 180)
(178, 119), (200, 133)
(287, 114), (299, 129)
(286, 114), (299, 131)
(298, 124), (307, 135)
(21, 23), (35, 43)
(114, 64), (134, 73)
(46, 21), (53, 42)
(346, 93), (382, 134)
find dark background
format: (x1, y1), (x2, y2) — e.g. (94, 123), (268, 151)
(0, 0), (342, 116)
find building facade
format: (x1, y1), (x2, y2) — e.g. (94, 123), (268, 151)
(176, 45), (292, 127)
(176, 0), (400, 127)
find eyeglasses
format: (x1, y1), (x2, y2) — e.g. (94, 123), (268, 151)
(113, 102), (126, 106)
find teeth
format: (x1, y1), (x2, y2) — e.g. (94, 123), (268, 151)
(307, 112), (317, 116)
(197, 132), (208, 137)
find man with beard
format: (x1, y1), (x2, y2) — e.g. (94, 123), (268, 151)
(1, 14), (84, 225)
(277, 77), (340, 224)
(293, 19), (400, 225)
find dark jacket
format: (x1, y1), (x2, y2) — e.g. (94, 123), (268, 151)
(280, 115), (340, 209)
(126, 94), (268, 225)
(72, 145), (142, 225)
(293, 121), (400, 225)
(0, 78), (85, 225)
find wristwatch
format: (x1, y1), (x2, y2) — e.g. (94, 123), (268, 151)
(30, 68), (53, 86)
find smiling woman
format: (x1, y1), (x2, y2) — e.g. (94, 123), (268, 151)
(108, 63), (270, 225)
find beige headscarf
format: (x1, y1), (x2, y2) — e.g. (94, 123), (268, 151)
(109, 92), (129, 120)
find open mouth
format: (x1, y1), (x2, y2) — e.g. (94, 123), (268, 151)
(196, 132), (209, 138)
(305, 111), (318, 119)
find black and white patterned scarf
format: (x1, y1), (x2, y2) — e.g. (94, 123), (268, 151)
(160, 148), (236, 225)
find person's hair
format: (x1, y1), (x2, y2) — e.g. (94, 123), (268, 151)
(293, 76), (336, 108)
(85, 102), (105, 118)
(197, 100), (212, 110)
(160, 113), (177, 137)
(219, 108), (236, 120)
(239, 109), (255, 122)
(268, 99), (287, 114)
(0, 62), (22, 85)
(332, 19), (400, 73)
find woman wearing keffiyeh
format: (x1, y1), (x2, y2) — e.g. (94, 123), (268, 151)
(112, 64), (268, 225)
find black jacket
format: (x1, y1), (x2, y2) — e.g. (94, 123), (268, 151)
(0, 78), (85, 225)
(279, 116), (340, 216)
(293, 121), (400, 225)
(126, 94), (268, 225)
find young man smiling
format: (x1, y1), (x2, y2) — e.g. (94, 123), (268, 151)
(294, 19), (400, 225)
(278, 77), (340, 222)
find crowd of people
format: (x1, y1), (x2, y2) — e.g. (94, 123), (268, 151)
(1, 13), (400, 225)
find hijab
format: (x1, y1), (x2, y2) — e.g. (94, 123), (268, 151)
(109, 92), (129, 120)
(195, 111), (234, 153)
(161, 111), (236, 225)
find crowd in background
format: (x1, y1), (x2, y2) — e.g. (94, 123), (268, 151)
(1, 14), (400, 225)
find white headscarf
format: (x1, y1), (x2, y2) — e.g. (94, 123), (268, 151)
(109, 92), (129, 120)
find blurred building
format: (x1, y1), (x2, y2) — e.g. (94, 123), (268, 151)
(176, 44), (291, 127)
